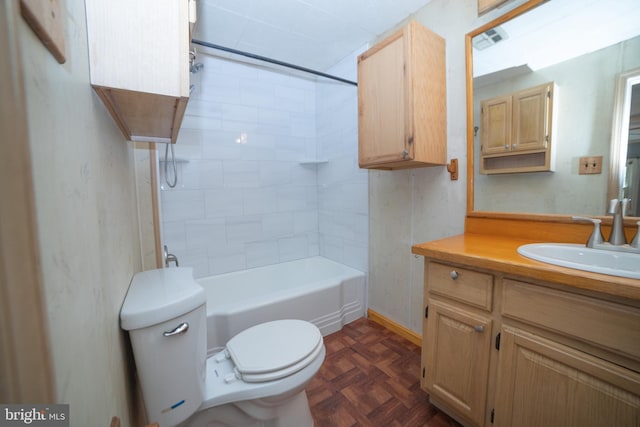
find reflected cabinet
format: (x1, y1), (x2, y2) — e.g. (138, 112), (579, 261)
(421, 260), (640, 427)
(479, 82), (556, 174)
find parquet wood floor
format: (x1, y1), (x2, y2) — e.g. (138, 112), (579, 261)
(307, 317), (462, 427)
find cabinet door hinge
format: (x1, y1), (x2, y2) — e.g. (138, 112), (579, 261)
(495, 332), (501, 350)
(491, 408), (495, 424)
(425, 306), (429, 319)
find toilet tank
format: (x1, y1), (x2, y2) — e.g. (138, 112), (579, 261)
(120, 268), (207, 427)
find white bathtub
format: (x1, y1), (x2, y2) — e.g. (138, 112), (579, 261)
(197, 256), (366, 353)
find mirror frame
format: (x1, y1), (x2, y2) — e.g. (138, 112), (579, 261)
(465, 0), (638, 225)
(466, 0), (548, 218)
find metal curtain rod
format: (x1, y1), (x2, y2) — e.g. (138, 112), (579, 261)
(191, 39), (358, 86)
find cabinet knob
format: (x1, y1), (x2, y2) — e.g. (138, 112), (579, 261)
(504, 144), (509, 149)
(473, 325), (484, 333)
(449, 270), (459, 280)
(402, 150), (409, 159)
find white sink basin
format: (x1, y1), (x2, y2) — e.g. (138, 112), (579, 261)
(517, 243), (640, 279)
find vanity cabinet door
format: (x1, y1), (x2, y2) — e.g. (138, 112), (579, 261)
(494, 326), (640, 427)
(424, 300), (492, 427)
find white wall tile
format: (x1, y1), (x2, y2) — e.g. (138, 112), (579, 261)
(185, 219), (226, 250)
(243, 187), (278, 215)
(262, 213), (294, 238)
(223, 160), (261, 188)
(226, 217), (263, 245)
(205, 189), (243, 218)
(245, 240), (279, 268)
(160, 54), (367, 278)
(208, 253), (247, 275)
(278, 235), (310, 261)
(161, 190), (206, 221)
(293, 210), (318, 233)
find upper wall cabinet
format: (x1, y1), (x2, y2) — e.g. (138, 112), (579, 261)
(85, 0), (191, 144)
(480, 82), (556, 174)
(358, 21), (447, 170)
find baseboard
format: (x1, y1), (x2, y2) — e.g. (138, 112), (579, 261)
(367, 308), (422, 347)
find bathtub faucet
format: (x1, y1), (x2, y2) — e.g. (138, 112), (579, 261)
(164, 245), (179, 267)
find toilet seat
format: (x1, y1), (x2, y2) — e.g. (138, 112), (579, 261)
(225, 319), (323, 383)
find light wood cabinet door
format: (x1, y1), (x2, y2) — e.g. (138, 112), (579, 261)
(425, 300), (492, 427)
(494, 327), (640, 427)
(358, 29), (407, 166)
(480, 95), (512, 155)
(512, 84), (550, 152)
(358, 21), (446, 170)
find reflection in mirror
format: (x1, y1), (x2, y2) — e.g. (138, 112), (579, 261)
(615, 71), (640, 216)
(470, 0), (640, 217)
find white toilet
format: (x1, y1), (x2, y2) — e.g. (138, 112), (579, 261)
(120, 267), (325, 427)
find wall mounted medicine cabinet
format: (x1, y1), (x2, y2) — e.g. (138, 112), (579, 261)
(85, 0), (191, 144)
(357, 21), (447, 170)
(479, 82), (556, 174)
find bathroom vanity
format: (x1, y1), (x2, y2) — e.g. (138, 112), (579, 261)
(435, 0), (640, 423)
(412, 229), (640, 427)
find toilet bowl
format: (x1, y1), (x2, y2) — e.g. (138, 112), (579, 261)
(120, 267), (325, 427)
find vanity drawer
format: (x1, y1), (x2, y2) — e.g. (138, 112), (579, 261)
(427, 262), (494, 311)
(502, 279), (640, 360)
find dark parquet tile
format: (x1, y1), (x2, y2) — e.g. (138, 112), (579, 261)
(308, 318), (462, 427)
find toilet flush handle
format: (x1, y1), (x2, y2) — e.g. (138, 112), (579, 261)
(163, 322), (189, 337)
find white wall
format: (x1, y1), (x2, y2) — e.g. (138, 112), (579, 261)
(19, 1), (143, 426)
(161, 54), (367, 278)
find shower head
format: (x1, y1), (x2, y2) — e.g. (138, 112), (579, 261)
(190, 62), (204, 74)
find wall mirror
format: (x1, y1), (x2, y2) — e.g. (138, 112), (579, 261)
(466, 0), (640, 220)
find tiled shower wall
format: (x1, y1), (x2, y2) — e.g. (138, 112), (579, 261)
(317, 50), (368, 272)
(160, 51), (367, 278)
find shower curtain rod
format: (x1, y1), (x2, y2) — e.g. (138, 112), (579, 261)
(191, 39), (358, 86)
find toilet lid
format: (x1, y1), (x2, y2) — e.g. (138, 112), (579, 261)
(226, 319), (323, 383)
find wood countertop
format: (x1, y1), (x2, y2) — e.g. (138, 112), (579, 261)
(412, 233), (640, 302)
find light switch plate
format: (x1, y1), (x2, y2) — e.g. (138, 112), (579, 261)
(579, 156), (603, 175)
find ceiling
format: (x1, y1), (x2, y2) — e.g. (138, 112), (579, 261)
(193, 0), (433, 72)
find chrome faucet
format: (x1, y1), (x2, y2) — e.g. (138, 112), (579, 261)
(572, 198), (639, 254)
(164, 245), (179, 267)
(607, 198), (628, 246)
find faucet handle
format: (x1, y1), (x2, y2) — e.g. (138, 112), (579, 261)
(572, 216), (605, 247)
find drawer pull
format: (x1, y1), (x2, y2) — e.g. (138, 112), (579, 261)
(473, 325), (484, 333)
(450, 270), (459, 280)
